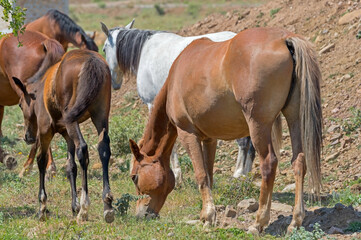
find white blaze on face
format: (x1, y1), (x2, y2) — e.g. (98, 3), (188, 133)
(103, 29), (123, 90)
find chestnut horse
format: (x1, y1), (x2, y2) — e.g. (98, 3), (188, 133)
(25, 9), (98, 52)
(129, 27), (322, 234)
(12, 49), (114, 223)
(0, 30), (63, 173)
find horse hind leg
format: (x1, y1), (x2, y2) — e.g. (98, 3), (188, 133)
(90, 113), (114, 224)
(247, 123), (277, 235)
(66, 122), (90, 223)
(282, 103), (306, 233)
(233, 137), (255, 178)
(170, 144), (183, 187)
(0, 105), (17, 170)
(19, 141), (38, 177)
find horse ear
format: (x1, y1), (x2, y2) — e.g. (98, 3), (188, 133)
(100, 22), (110, 37)
(129, 139), (143, 162)
(12, 77), (27, 96)
(91, 31), (96, 40)
(125, 19), (135, 29)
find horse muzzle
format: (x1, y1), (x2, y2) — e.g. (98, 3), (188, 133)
(24, 134), (36, 145)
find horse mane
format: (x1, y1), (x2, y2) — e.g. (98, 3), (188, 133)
(28, 38), (65, 84)
(115, 29), (161, 74)
(45, 9), (98, 51)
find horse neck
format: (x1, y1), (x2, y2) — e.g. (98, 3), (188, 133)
(141, 85), (177, 167)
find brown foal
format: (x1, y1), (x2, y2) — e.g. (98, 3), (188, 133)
(12, 49), (114, 223)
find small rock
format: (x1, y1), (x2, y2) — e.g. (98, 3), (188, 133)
(327, 226), (344, 234)
(225, 205), (237, 218)
(185, 220), (200, 225)
(319, 43), (335, 54)
(331, 107), (340, 113)
(221, 217), (235, 227)
(339, 9), (361, 25)
(327, 124), (340, 133)
(282, 183), (296, 193)
(215, 205), (225, 212)
(325, 152), (340, 162)
(339, 74), (351, 82)
(330, 139), (339, 145)
(334, 203), (345, 210)
(322, 29), (329, 34)
(330, 133), (342, 141)
(213, 167), (222, 174)
(167, 232), (175, 237)
(271, 202), (293, 212)
(237, 198), (259, 213)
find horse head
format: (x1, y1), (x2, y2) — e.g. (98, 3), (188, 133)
(129, 139), (175, 218)
(11, 77), (37, 145)
(100, 19), (135, 90)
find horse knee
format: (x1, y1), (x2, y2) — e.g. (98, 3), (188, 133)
(260, 154), (278, 181)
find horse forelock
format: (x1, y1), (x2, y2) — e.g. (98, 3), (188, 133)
(115, 29), (160, 74)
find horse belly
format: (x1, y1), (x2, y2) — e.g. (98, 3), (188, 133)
(190, 94), (249, 140)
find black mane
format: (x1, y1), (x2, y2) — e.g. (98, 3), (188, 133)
(115, 29), (160, 74)
(46, 9), (98, 51)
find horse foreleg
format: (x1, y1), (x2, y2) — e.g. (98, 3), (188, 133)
(19, 141), (38, 177)
(45, 147), (56, 180)
(170, 144), (183, 187)
(248, 124), (277, 235)
(178, 128), (216, 226)
(66, 122), (90, 223)
(0, 105), (4, 137)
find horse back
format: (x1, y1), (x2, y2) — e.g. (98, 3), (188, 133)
(43, 50), (110, 124)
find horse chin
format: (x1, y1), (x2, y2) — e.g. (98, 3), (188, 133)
(135, 197), (159, 219)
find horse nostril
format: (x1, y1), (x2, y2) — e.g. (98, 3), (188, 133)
(131, 175), (138, 184)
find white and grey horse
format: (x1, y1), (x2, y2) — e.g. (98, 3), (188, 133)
(101, 20), (256, 184)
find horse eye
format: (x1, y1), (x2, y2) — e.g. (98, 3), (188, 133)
(131, 175), (138, 184)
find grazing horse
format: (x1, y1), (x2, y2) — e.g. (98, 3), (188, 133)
(12, 49), (114, 223)
(25, 9), (98, 52)
(0, 30), (62, 173)
(101, 20), (260, 185)
(129, 27), (322, 234)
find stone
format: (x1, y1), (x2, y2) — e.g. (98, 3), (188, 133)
(221, 217), (235, 227)
(225, 205), (237, 218)
(185, 220), (200, 225)
(215, 205), (226, 212)
(339, 74), (351, 82)
(271, 202), (293, 212)
(327, 226), (344, 234)
(325, 152), (340, 162)
(331, 107), (340, 113)
(330, 133), (342, 141)
(237, 198), (259, 213)
(338, 9), (361, 25)
(167, 232), (175, 237)
(319, 43), (335, 54)
(334, 203), (345, 210)
(282, 183), (296, 193)
(327, 124), (340, 133)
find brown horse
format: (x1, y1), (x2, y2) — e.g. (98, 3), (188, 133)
(0, 30), (63, 173)
(11, 49), (114, 223)
(25, 9), (98, 52)
(129, 27), (322, 234)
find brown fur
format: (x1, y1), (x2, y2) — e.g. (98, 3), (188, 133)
(0, 30), (64, 175)
(130, 28), (322, 234)
(12, 50), (114, 223)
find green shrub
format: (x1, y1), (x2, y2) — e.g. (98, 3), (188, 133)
(342, 107), (361, 135)
(187, 3), (201, 18)
(109, 110), (145, 158)
(154, 4), (165, 16)
(345, 221), (361, 232)
(288, 223), (325, 240)
(215, 174), (259, 206)
(270, 8), (281, 18)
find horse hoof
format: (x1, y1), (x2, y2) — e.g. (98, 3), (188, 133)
(77, 210), (88, 224)
(104, 209), (115, 223)
(4, 155), (17, 170)
(38, 212), (47, 221)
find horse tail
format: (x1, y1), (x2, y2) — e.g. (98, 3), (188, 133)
(271, 114), (282, 162)
(64, 54), (110, 124)
(285, 36), (322, 196)
(29, 38), (65, 83)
